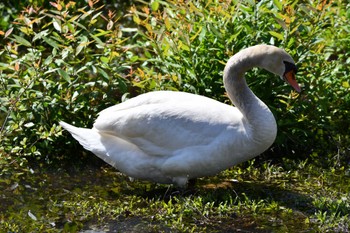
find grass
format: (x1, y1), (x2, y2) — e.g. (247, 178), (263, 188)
(1, 157), (349, 232)
(0, 0), (349, 232)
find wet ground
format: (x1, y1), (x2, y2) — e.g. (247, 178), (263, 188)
(1, 160), (349, 232)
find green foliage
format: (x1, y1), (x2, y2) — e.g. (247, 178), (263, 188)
(130, 0), (350, 163)
(1, 160), (349, 232)
(0, 0), (137, 169)
(1, 0), (349, 168)
(1, 1), (349, 232)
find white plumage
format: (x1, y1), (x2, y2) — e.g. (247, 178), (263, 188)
(60, 45), (300, 187)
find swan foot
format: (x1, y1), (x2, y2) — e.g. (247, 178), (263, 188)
(172, 177), (188, 188)
(187, 178), (197, 189)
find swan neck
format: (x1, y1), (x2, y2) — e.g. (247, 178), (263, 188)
(223, 52), (261, 112)
(223, 50), (277, 148)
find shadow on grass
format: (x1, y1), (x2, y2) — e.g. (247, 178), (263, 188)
(1, 164), (317, 232)
(122, 178), (314, 213)
(102, 177), (316, 233)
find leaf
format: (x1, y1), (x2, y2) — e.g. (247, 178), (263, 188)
(269, 31), (284, 41)
(107, 20), (114, 30)
(190, 26), (203, 42)
(43, 36), (59, 49)
(133, 15), (141, 25)
(91, 11), (103, 21)
(57, 68), (71, 83)
(273, 0), (282, 11)
(71, 20), (87, 30)
(121, 28), (138, 32)
(14, 62), (20, 71)
(90, 34), (104, 46)
(19, 26), (33, 35)
(28, 210), (37, 221)
(33, 29), (50, 41)
(53, 18), (62, 32)
(164, 17), (171, 30)
(76, 44), (84, 56)
(88, 0), (94, 8)
(178, 41), (190, 51)
(151, 0), (160, 11)
(5, 28), (14, 38)
(12, 35), (31, 47)
(0, 62), (9, 70)
(93, 30), (111, 37)
(24, 122), (35, 128)
(100, 56), (109, 63)
(97, 67), (110, 81)
(50, 2), (57, 8)
(240, 4), (253, 13)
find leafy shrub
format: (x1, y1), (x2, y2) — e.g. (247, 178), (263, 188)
(0, 0), (137, 171)
(130, 0), (350, 165)
(0, 0), (349, 171)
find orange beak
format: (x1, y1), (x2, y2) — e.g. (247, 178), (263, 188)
(284, 70), (301, 92)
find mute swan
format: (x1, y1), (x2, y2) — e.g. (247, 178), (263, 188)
(60, 44), (300, 187)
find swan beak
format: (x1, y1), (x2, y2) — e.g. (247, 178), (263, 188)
(284, 70), (301, 92)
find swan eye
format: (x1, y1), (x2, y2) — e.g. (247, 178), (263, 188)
(283, 61), (298, 75)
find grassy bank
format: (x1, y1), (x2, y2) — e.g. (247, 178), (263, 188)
(0, 0), (349, 232)
(1, 158), (349, 232)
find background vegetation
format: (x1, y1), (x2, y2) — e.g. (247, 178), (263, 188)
(0, 0), (349, 232)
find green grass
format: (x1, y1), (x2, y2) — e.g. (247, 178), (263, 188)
(0, 0), (349, 232)
(1, 158), (349, 232)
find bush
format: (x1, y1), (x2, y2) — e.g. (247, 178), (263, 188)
(0, 0), (349, 171)
(129, 0), (350, 165)
(0, 0), (137, 171)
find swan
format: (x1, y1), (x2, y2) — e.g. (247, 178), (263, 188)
(59, 44), (300, 187)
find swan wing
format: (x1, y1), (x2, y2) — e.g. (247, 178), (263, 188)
(93, 91), (244, 156)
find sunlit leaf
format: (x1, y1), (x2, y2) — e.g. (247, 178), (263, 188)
(28, 210), (37, 221)
(87, 35), (102, 47)
(33, 29), (50, 41)
(121, 28), (138, 32)
(107, 20), (113, 30)
(12, 35), (31, 47)
(97, 67), (110, 81)
(273, 0), (282, 11)
(42, 36), (59, 49)
(24, 122), (35, 128)
(178, 41), (190, 51)
(88, 0), (94, 8)
(93, 30), (111, 37)
(52, 18), (62, 32)
(151, 1), (159, 11)
(75, 45), (83, 56)
(269, 31), (284, 41)
(57, 68), (71, 83)
(133, 15), (141, 24)
(190, 26), (203, 42)
(5, 27), (14, 38)
(14, 62), (20, 71)
(100, 56), (109, 63)
(164, 17), (171, 30)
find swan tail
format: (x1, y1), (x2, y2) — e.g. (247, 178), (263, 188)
(59, 121), (152, 175)
(59, 121), (101, 152)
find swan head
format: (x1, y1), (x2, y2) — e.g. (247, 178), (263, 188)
(256, 45), (301, 92)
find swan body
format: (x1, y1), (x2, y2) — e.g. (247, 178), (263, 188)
(60, 44), (300, 187)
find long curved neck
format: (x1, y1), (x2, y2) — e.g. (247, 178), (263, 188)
(223, 49), (277, 149)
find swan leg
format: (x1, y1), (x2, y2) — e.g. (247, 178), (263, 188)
(172, 177), (188, 188)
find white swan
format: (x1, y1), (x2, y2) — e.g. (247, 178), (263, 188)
(60, 44), (300, 187)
